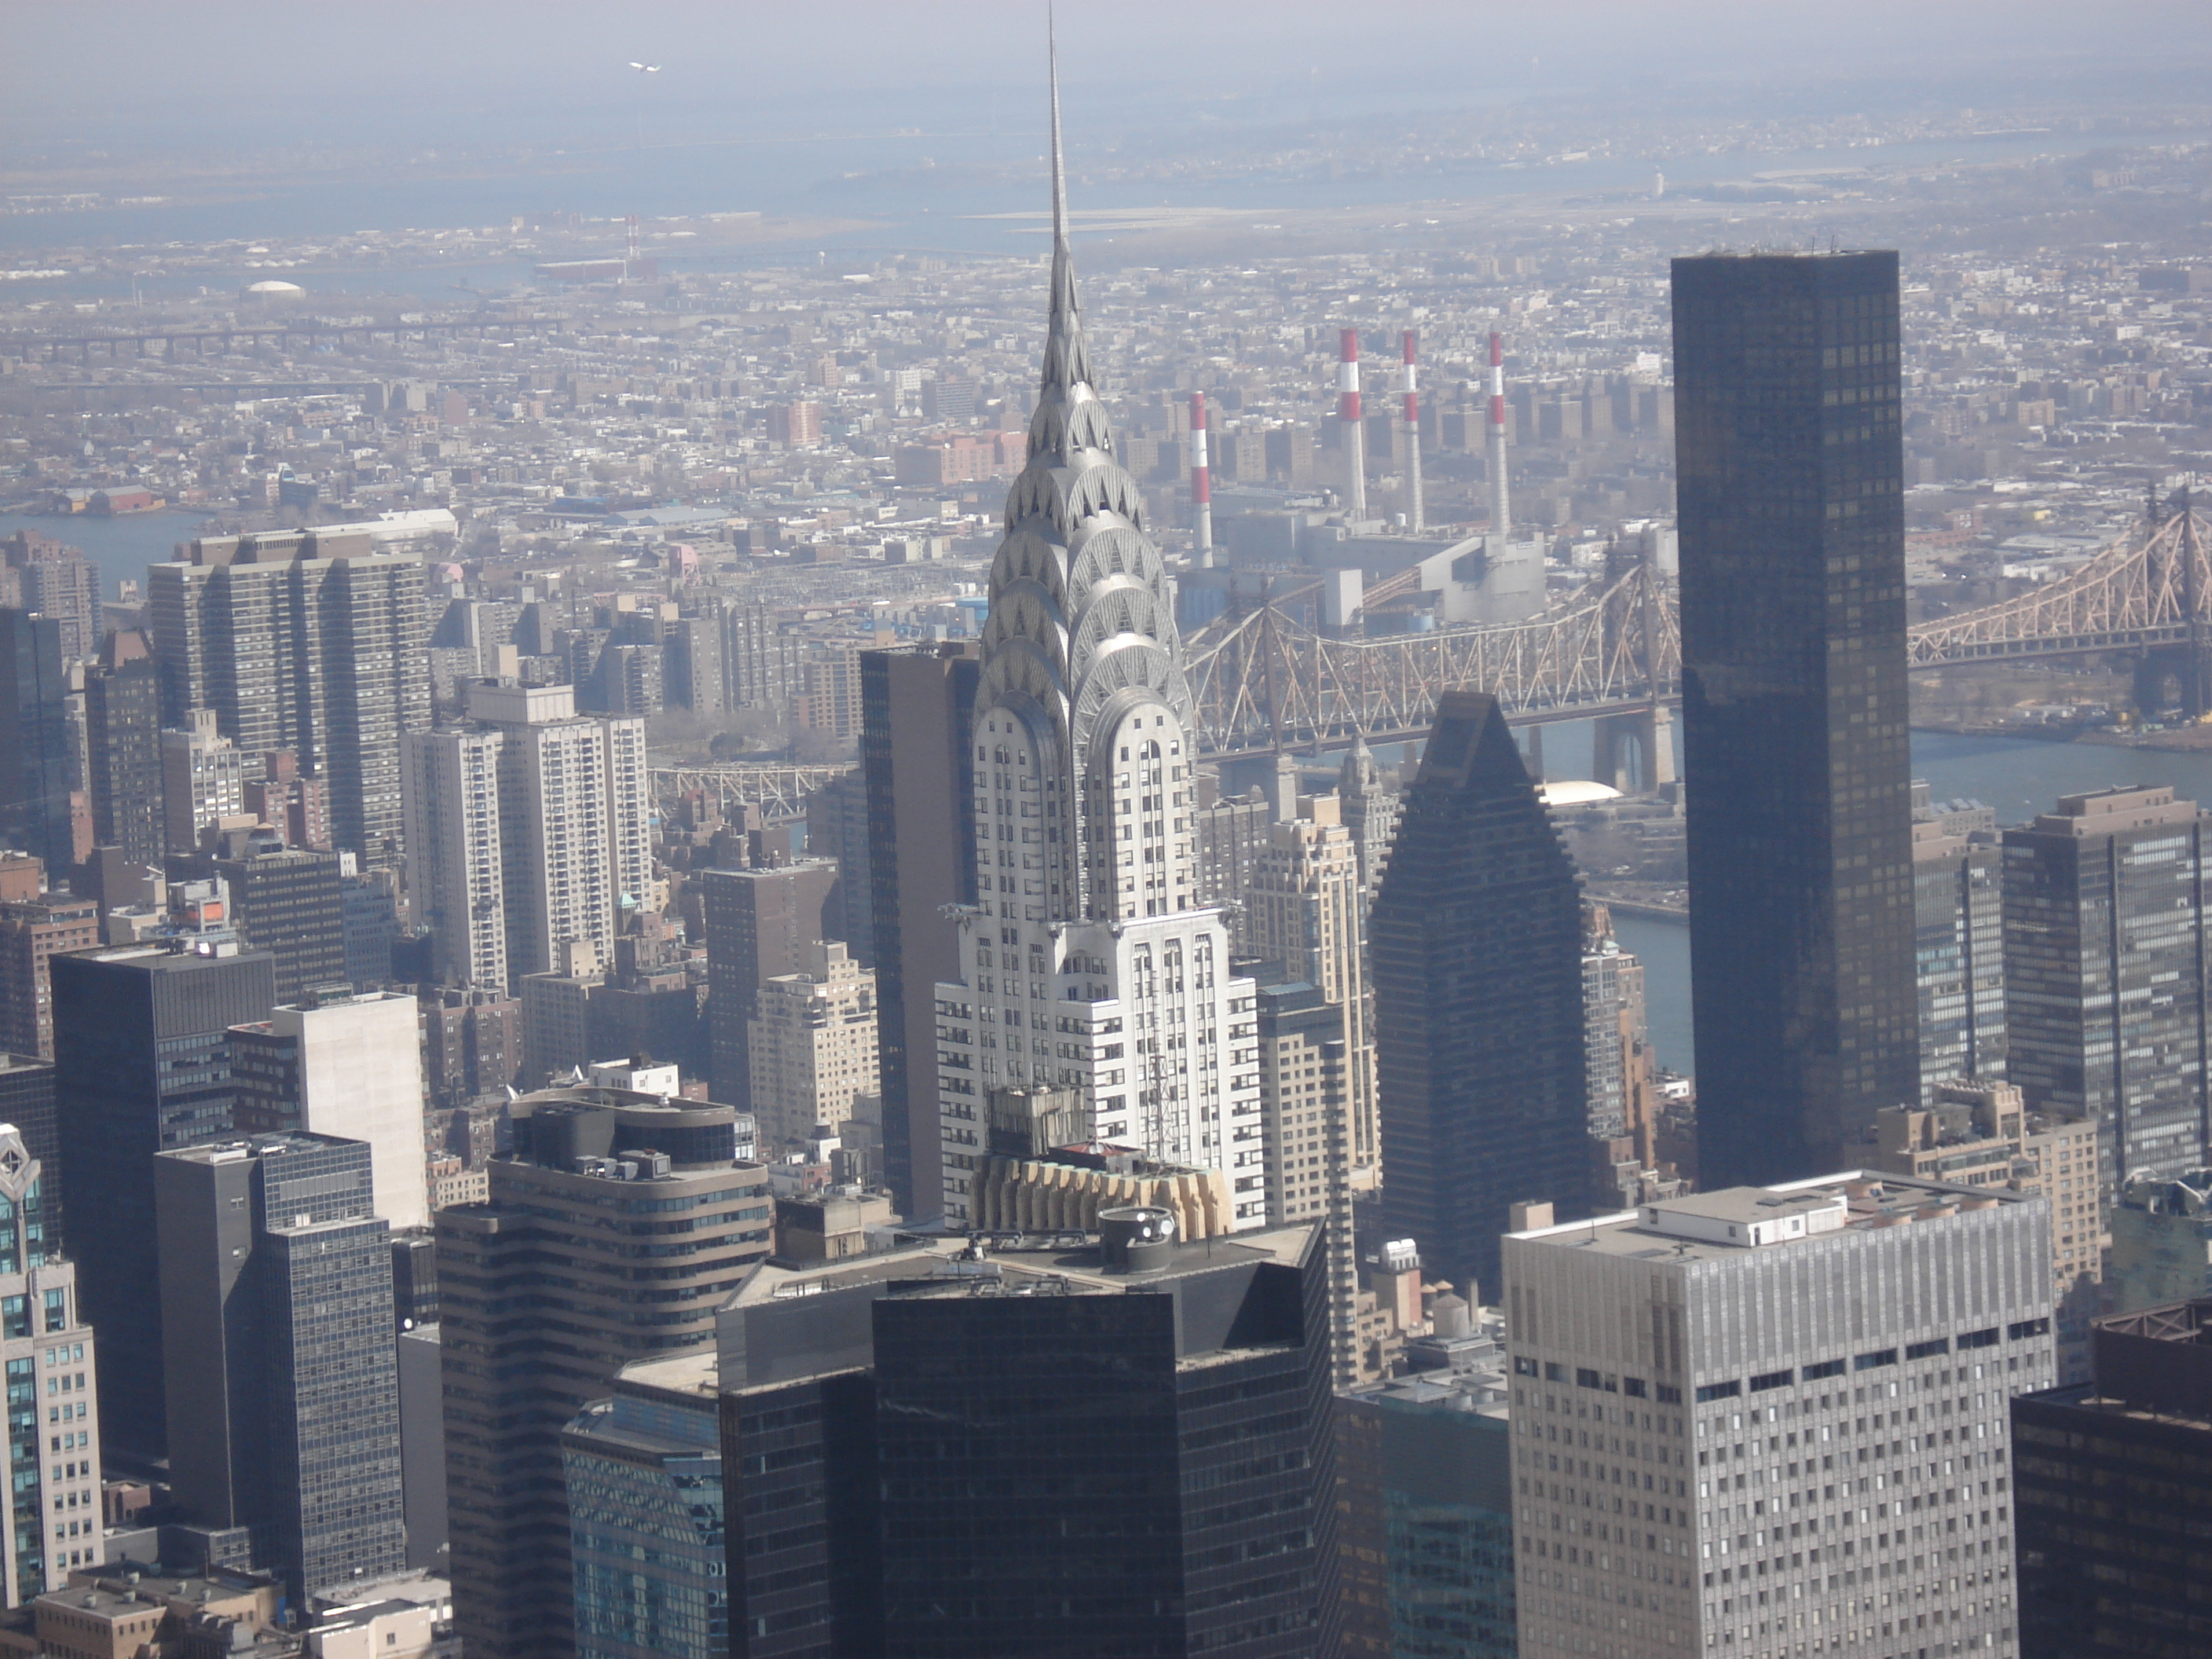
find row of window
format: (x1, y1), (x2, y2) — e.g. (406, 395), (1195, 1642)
(1693, 1321), (2048, 1402)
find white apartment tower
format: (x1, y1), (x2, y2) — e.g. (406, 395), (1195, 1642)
(933, 57), (1264, 1229)
(1503, 1174), (2055, 1659)
(401, 680), (649, 994)
(1242, 793), (1379, 1184)
(749, 939), (880, 1157)
(160, 709), (246, 855)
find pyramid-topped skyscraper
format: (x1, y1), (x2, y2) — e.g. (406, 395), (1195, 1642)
(933, 35), (1265, 1229)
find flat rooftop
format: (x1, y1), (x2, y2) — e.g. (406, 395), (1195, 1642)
(727, 1222), (1316, 1313)
(1511, 1172), (2031, 1264)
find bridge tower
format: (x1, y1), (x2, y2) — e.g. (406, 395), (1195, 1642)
(2133, 484), (2207, 720)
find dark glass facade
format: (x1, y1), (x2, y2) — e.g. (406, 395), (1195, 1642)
(50, 947), (276, 1456)
(2014, 1299), (2212, 1657)
(718, 1225), (1342, 1659)
(154, 1131), (405, 1602)
(1674, 251), (1919, 1186)
(859, 644), (978, 1217)
(218, 849), (349, 1005)
(0, 612), (72, 875)
(84, 646), (166, 870)
(1913, 835), (2006, 1099)
(2001, 786), (2211, 1188)
(1372, 690), (1587, 1299)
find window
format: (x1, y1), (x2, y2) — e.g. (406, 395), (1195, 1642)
(1655, 1385), (1682, 1404)
(1544, 1363), (1565, 1382)
(1576, 1368), (1602, 1390)
(1514, 1357), (1539, 1377)
(1802, 1358), (1846, 1381)
(1749, 1369), (1793, 1393)
(0, 1298), (24, 1341)
(1854, 1349), (1898, 1372)
(1694, 1380), (1741, 1404)
(1623, 1376), (1649, 1398)
(1957, 1328), (2000, 1351)
(1904, 1337), (1949, 1361)
(2007, 1317), (2049, 1341)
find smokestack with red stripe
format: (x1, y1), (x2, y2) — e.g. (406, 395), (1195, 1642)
(1189, 390), (1214, 568)
(1487, 330), (1511, 540)
(1338, 327), (1367, 518)
(1401, 329), (1425, 533)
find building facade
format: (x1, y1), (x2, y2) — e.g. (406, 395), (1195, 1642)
(2013, 1298), (2212, 1658)
(149, 529), (433, 866)
(83, 628), (166, 872)
(438, 1090), (771, 1659)
(0, 1123), (104, 1603)
(51, 944), (275, 1457)
(717, 1220), (1341, 1659)
(699, 863), (838, 1111)
(1243, 795), (1379, 1185)
(228, 992), (430, 1231)
(1675, 251), (1920, 1187)
(0, 612), (73, 875)
(562, 1348), (725, 1659)
(931, 114), (1262, 1229)
(402, 679), (649, 994)
(217, 846), (348, 1005)
(1372, 690), (1588, 1301)
(1912, 819), (2006, 1101)
(161, 710), (246, 855)
(859, 643), (979, 1218)
(154, 1132), (405, 1602)
(2003, 785), (2211, 1191)
(1503, 1173), (2055, 1659)
(746, 939), (878, 1158)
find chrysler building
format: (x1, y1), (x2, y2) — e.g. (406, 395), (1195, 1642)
(934, 44), (1264, 1229)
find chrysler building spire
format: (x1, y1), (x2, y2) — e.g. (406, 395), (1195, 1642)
(932, 30), (1264, 1235)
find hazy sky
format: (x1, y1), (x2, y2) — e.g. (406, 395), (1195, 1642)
(8, 0), (2211, 159)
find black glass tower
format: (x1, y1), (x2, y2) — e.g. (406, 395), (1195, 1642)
(1370, 690), (1587, 1301)
(51, 945), (276, 1456)
(1674, 250), (1919, 1188)
(717, 1221), (1342, 1659)
(155, 1130), (405, 1602)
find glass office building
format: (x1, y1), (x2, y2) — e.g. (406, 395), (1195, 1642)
(564, 1348), (726, 1659)
(1674, 250), (1921, 1186)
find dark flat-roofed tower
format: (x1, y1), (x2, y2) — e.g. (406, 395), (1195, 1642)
(1674, 250), (1919, 1187)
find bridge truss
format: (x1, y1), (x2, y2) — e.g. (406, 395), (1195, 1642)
(1906, 507), (2209, 668)
(1185, 559), (1681, 760)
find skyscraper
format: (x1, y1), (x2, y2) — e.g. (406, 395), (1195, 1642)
(747, 939), (877, 1158)
(1243, 793), (1379, 1185)
(401, 680), (650, 992)
(561, 1349), (725, 1659)
(215, 844), (348, 1005)
(83, 628), (166, 872)
(155, 1131), (405, 1602)
(1371, 690), (1587, 1300)
(716, 1219), (1342, 1659)
(699, 862), (837, 1110)
(2014, 1299), (2212, 1659)
(931, 63), (1263, 1229)
(50, 944), (275, 1456)
(1504, 1173), (2054, 1659)
(0, 890), (100, 1061)
(1674, 251), (1918, 1187)
(228, 991), (430, 1231)
(1913, 817), (2006, 1099)
(2003, 785), (2210, 1189)
(149, 529), (433, 867)
(0, 611), (73, 874)
(438, 1087), (771, 1659)
(0, 1121), (104, 1602)
(861, 643), (980, 1218)
(160, 710), (245, 855)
